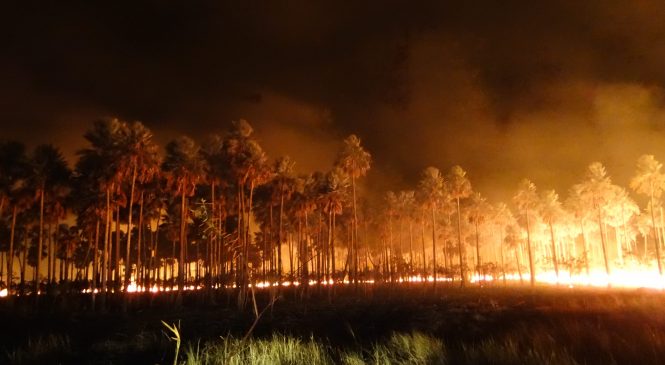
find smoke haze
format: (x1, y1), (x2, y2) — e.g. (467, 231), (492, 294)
(3, 1), (665, 202)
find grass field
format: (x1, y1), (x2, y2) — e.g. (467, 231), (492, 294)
(3, 285), (665, 364)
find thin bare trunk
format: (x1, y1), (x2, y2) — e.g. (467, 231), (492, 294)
(125, 165), (137, 293)
(35, 187), (44, 295)
(456, 197), (465, 287)
(8, 205), (17, 292)
(525, 207), (535, 287)
(549, 220), (559, 283)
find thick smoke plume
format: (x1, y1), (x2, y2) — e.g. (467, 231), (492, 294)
(3, 1), (665, 202)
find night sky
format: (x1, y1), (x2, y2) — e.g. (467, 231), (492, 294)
(4, 1), (665, 200)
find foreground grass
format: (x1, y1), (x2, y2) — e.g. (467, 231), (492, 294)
(5, 286), (665, 364)
(182, 331), (582, 365)
(183, 333), (446, 365)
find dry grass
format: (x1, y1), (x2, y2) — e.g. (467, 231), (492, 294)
(4, 286), (665, 364)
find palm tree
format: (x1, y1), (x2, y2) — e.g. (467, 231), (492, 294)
(72, 150), (107, 306)
(222, 120), (270, 309)
(0, 141), (29, 291)
(397, 190), (416, 274)
(604, 186), (639, 266)
(28, 145), (71, 295)
(630, 155), (665, 276)
(79, 119), (127, 306)
(272, 156), (296, 282)
(447, 165), (472, 286)
(335, 135), (371, 286)
(201, 134), (231, 290)
(492, 202), (515, 285)
(162, 136), (205, 297)
(578, 162), (614, 283)
(513, 179), (538, 287)
(467, 192), (489, 281)
(566, 183), (593, 278)
(504, 223), (524, 284)
(539, 190), (565, 283)
(384, 191), (399, 281)
(320, 167), (349, 285)
(117, 122), (160, 297)
(418, 167), (444, 286)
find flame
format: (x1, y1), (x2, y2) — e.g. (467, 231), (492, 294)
(0, 288), (7, 297)
(529, 268), (665, 289)
(19, 264), (665, 298)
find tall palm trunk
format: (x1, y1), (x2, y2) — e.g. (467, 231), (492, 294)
(244, 182), (255, 291)
(326, 209), (332, 282)
(8, 205), (17, 293)
(35, 187), (45, 295)
(236, 183), (242, 288)
(21, 226), (28, 294)
(597, 205), (611, 286)
(304, 208), (310, 286)
(524, 207), (535, 287)
(51, 221), (57, 284)
(278, 186), (285, 283)
(179, 187), (187, 294)
(289, 232), (294, 278)
(499, 228), (506, 286)
(580, 220), (590, 278)
(171, 239), (176, 289)
(330, 211), (336, 283)
(351, 173), (358, 286)
(388, 213), (394, 282)
(218, 202), (225, 285)
(421, 211), (426, 276)
(115, 205), (121, 289)
(101, 186), (111, 308)
(92, 219), (100, 310)
(650, 191), (663, 276)
(431, 205), (437, 287)
(456, 197), (465, 287)
(474, 221), (481, 281)
(47, 222), (52, 285)
(548, 220), (559, 283)
(124, 165), (137, 294)
(515, 248), (523, 284)
(408, 220), (414, 274)
(137, 191), (144, 287)
(398, 218), (403, 279)
(317, 210), (323, 284)
(209, 182), (215, 291)
(269, 201), (274, 277)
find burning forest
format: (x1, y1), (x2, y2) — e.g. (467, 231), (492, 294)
(6, 1), (665, 364)
(1, 119), (665, 299)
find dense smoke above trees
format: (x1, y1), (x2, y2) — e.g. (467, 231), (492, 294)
(4, 2), (665, 200)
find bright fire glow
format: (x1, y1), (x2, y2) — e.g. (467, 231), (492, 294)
(12, 267), (665, 298)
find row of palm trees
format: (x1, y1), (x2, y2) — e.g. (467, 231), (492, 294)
(0, 119), (374, 306)
(379, 157), (665, 289)
(1, 119), (665, 308)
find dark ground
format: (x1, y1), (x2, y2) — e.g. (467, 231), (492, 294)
(2, 284), (665, 364)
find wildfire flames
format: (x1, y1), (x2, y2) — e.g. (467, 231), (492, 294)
(81, 264), (664, 296)
(3, 122), (665, 301)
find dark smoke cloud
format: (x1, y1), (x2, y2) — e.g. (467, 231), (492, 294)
(3, 1), (665, 202)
